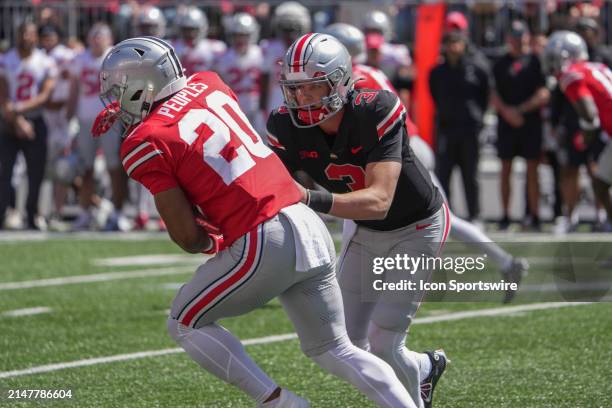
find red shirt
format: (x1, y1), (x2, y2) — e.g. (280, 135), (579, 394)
(560, 61), (612, 136)
(121, 72), (301, 245)
(353, 63), (419, 136)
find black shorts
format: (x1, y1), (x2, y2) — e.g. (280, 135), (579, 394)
(496, 123), (542, 160)
(558, 130), (607, 167)
(559, 128), (588, 167)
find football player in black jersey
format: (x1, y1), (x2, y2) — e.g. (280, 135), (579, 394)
(266, 33), (450, 408)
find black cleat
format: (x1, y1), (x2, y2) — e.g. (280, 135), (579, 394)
(420, 349), (449, 408)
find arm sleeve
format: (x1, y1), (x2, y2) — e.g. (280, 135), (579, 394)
(265, 112), (301, 173)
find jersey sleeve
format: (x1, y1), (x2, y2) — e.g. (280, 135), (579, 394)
(560, 71), (591, 103)
(366, 131), (402, 163)
(370, 90), (407, 142)
(120, 128), (179, 195)
(265, 109), (301, 173)
(355, 90), (405, 163)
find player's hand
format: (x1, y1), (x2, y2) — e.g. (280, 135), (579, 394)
(1, 102), (17, 123)
(194, 215), (225, 254)
(14, 115), (35, 140)
(91, 101), (120, 137)
(504, 107), (524, 128)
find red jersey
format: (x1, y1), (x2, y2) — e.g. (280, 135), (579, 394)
(352, 63), (419, 137)
(120, 72), (302, 245)
(560, 61), (612, 136)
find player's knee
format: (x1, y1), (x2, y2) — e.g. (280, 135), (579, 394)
(367, 323), (401, 360)
(167, 318), (190, 343)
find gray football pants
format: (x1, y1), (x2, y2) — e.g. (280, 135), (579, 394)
(338, 204), (451, 405)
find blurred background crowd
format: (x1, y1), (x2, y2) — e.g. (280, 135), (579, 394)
(0, 0), (611, 234)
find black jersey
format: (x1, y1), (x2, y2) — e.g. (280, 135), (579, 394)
(266, 89), (443, 231)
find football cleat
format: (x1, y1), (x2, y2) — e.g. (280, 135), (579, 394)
(501, 257), (529, 303)
(420, 349), (449, 408)
(260, 388), (309, 408)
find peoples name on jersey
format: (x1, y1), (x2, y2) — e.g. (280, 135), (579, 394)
(157, 82), (209, 119)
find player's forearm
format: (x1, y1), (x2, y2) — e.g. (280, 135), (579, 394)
(65, 78), (79, 120)
(517, 87), (550, 113)
(490, 91), (507, 112)
(14, 91), (52, 114)
(171, 225), (212, 254)
(328, 188), (394, 220)
(0, 79), (14, 122)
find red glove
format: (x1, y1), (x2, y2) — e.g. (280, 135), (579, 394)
(195, 216), (226, 255)
(91, 102), (121, 138)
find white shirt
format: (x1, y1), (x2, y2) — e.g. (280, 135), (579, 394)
(215, 44), (263, 115)
(70, 48), (110, 121)
(173, 38), (227, 77)
(260, 38), (288, 114)
(0, 48), (57, 117)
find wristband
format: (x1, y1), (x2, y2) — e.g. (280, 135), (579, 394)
(306, 189), (334, 213)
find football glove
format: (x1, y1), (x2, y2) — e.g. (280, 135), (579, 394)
(91, 102), (121, 138)
(195, 216), (226, 255)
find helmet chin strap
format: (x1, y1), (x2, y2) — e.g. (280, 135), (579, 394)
(297, 105), (331, 125)
(140, 83), (155, 121)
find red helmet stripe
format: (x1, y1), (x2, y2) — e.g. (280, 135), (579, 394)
(291, 33), (315, 73)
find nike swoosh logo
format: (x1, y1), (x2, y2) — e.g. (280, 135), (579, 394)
(416, 223), (432, 231)
(351, 146), (363, 154)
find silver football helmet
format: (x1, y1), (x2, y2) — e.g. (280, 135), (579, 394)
(175, 6), (208, 40)
(280, 33), (353, 128)
(362, 10), (392, 40)
(136, 6), (167, 38)
(323, 23), (365, 59)
(226, 12), (259, 44)
(99, 37), (187, 129)
(543, 30), (588, 75)
(273, 1), (311, 40)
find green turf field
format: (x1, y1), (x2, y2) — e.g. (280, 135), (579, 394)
(1, 235), (611, 407)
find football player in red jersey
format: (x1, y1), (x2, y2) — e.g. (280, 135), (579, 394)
(267, 33), (450, 408)
(545, 31), (612, 231)
(94, 37), (418, 408)
(325, 23), (529, 303)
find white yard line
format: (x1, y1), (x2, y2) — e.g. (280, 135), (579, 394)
(0, 301), (594, 379)
(0, 231), (168, 242)
(92, 254), (203, 267)
(0, 266), (194, 291)
(0, 307), (52, 317)
(3, 231), (612, 244)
